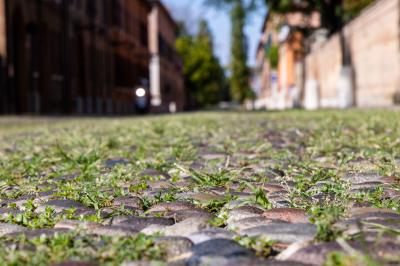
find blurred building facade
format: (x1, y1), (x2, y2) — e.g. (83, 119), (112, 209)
(254, 14), (280, 110)
(149, 1), (185, 113)
(304, 0), (400, 109)
(254, 0), (400, 110)
(254, 11), (320, 109)
(0, 0), (184, 114)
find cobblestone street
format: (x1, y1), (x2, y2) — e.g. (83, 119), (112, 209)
(0, 111), (399, 265)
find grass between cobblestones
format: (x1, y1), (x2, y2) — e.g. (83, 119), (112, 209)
(0, 110), (399, 265)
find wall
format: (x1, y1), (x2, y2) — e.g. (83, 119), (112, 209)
(149, 2), (185, 112)
(255, 11), (320, 110)
(0, 0), (5, 58)
(305, 34), (342, 107)
(254, 14), (287, 109)
(305, 0), (400, 108)
(0, 0), (154, 114)
(0, 0), (6, 113)
(348, 0), (400, 107)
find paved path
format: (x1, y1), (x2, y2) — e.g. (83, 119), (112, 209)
(0, 111), (399, 265)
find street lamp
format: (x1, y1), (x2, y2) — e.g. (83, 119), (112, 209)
(135, 87), (146, 97)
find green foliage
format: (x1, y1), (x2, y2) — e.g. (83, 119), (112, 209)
(325, 251), (381, 266)
(1, 111), (400, 264)
(197, 195), (235, 214)
(264, 0), (375, 33)
(129, 181), (148, 193)
(310, 205), (344, 241)
(209, 214), (228, 227)
(204, 0), (256, 103)
(235, 235), (274, 257)
(243, 182), (272, 209)
(175, 164), (233, 187)
(2, 200), (98, 229)
(176, 20), (227, 107)
(204, 0), (260, 11)
(229, 1), (252, 102)
(264, 0), (314, 13)
(343, 0), (375, 21)
(267, 45), (279, 69)
(0, 233), (165, 266)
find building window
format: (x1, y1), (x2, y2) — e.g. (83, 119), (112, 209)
(159, 34), (167, 56)
(140, 23), (148, 47)
(112, 0), (122, 26)
(102, 1), (109, 26)
(86, 0), (97, 18)
(164, 84), (171, 95)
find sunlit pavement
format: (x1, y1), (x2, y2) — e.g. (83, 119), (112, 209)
(0, 110), (399, 265)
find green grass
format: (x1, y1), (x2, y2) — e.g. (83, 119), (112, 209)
(0, 110), (399, 264)
(0, 233), (164, 266)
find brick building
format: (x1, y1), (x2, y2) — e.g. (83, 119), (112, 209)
(149, 0), (185, 112)
(0, 0), (184, 114)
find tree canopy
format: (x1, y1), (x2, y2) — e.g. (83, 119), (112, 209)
(229, 1), (252, 102)
(264, 0), (375, 33)
(204, 0), (256, 103)
(176, 20), (227, 108)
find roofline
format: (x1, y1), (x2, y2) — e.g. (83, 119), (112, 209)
(142, 0), (152, 10)
(150, 0), (178, 31)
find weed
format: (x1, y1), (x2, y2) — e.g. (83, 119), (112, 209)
(310, 205), (345, 242)
(235, 235), (275, 257)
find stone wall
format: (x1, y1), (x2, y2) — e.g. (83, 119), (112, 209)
(305, 0), (400, 108)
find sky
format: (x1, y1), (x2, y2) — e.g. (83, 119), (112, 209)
(161, 0), (266, 67)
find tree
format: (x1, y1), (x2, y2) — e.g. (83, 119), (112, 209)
(205, 0), (259, 103)
(264, 0), (374, 107)
(264, 0), (374, 34)
(264, 0), (374, 66)
(230, 1), (252, 102)
(176, 20), (227, 108)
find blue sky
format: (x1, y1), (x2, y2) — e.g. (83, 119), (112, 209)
(162, 0), (266, 67)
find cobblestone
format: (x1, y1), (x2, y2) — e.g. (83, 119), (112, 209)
(111, 216), (175, 230)
(188, 228), (238, 244)
(240, 223), (318, 244)
(281, 240), (400, 266)
(1, 111), (400, 265)
(262, 208), (310, 223)
(189, 239), (254, 263)
(0, 223), (28, 236)
(112, 196), (144, 211)
(163, 217), (211, 237)
(35, 199), (86, 213)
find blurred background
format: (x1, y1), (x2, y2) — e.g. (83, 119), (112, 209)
(0, 0), (399, 115)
